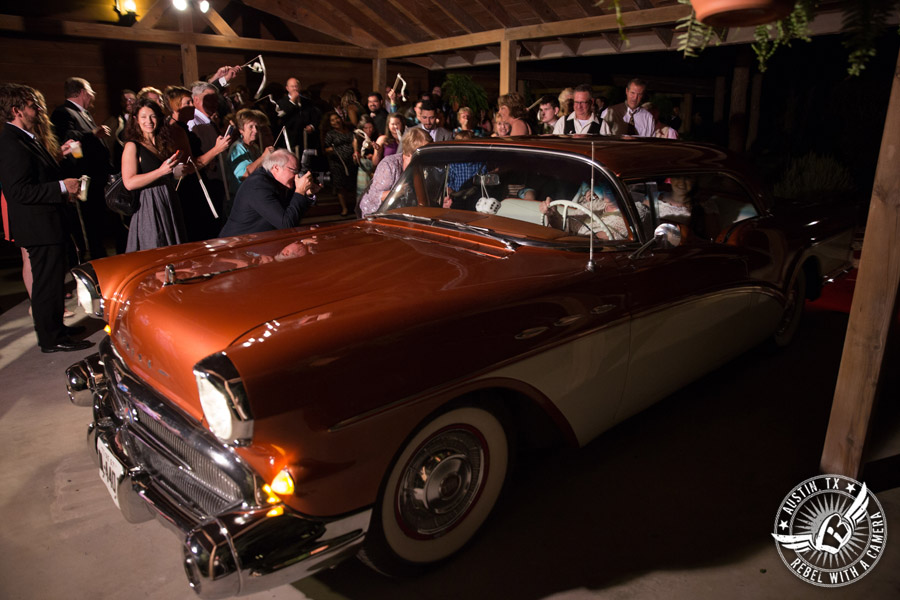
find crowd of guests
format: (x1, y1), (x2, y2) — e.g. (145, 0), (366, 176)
(0, 69), (680, 352)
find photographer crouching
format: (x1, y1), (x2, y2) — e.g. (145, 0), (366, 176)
(219, 149), (321, 237)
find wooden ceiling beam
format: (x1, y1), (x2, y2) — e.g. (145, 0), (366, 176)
(242, 0), (382, 48)
(573, 0), (604, 16)
(426, 0), (483, 35)
(521, 41), (543, 59)
(388, 0), (457, 39)
(472, 0), (516, 28)
(457, 50), (478, 65)
(521, 0), (563, 23)
(405, 56), (438, 70)
(0, 14), (376, 58)
(337, 0), (419, 45)
(377, 4), (691, 58)
(133, 0), (168, 30)
(200, 6), (238, 38)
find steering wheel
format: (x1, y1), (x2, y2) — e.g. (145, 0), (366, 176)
(541, 199), (615, 239)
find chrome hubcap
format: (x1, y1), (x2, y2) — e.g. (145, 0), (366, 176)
(396, 427), (485, 536)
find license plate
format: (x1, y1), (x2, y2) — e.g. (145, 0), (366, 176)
(97, 438), (126, 508)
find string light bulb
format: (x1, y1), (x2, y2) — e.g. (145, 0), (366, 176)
(172, 0), (188, 11)
(199, 0), (210, 12)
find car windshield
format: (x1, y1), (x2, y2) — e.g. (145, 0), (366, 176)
(377, 146), (642, 243)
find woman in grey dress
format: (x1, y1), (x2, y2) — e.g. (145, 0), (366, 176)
(122, 98), (185, 252)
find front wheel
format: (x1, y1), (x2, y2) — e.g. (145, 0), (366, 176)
(359, 405), (511, 576)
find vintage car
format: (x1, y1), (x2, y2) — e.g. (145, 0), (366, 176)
(66, 136), (853, 598)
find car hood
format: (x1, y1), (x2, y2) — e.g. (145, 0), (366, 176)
(95, 219), (588, 422)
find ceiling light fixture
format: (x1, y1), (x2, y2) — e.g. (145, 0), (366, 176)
(173, 0), (188, 11)
(199, 0), (210, 13)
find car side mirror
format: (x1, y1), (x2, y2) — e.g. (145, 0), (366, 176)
(654, 222), (682, 248)
(629, 222), (683, 260)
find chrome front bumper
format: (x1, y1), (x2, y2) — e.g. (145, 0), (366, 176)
(69, 339), (371, 599)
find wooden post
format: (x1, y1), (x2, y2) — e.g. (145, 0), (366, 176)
(820, 47), (900, 478)
(713, 75), (726, 123)
(728, 64), (749, 152)
(499, 39), (517, 96)
(746, 72), (762, 151)
(680, 93), (693, 134)
(180, 10), (198, 85)
(373, 58), (386, 97)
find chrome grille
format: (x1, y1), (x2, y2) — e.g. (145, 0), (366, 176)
(102, 343), (255, 517)
(135, 410), (242, 510)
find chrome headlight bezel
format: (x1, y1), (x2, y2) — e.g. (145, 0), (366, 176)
(193, 352), (254, 445)
(72, 264), (104, 319)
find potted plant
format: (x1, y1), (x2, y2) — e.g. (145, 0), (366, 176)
(440, 74), (489, 114)
(691, 0), (796, 27)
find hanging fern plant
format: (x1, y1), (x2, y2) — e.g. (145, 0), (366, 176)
(841, 0), (898, 76)
(752, 0), (817, 72)
(440, 74), (489, 114)
(675, 0), (724, 58)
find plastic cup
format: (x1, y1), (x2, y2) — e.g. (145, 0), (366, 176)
(70, 140), (83, 159)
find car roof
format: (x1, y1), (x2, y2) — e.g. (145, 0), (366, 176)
(422, 135), (770, 208)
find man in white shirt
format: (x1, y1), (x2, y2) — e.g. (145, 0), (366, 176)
(600, 79), (655, 137)
(552, 84), (601, 134)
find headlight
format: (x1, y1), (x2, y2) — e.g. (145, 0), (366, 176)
(72, 264), (104, 318)
(193, 352), (253, 445)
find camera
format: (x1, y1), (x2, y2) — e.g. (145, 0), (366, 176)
(300, 148), (331, 186)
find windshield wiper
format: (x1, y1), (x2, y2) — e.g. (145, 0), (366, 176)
(433, 219), (519, 250)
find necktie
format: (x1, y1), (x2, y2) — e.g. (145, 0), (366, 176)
(625, 109), (637, 136)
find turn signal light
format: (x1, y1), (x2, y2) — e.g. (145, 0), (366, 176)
(270, 469), (295, 495)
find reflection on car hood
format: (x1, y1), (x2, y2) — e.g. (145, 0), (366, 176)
(96, 220), (580, 421)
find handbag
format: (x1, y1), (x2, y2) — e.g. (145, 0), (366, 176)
(104, 173), (138, 217)
(104, 146), (143, 217)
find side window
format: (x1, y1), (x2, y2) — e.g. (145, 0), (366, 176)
(627, 172), (759, 243)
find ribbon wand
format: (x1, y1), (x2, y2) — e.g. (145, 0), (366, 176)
(391, 73), (407, 103)
(242, 55), (268, 99)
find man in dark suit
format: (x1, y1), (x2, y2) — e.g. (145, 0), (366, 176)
(51, 77), (114, 259)
(276, 78), (321, 157)
(219, 149), (320, 237)
(366, 92), (388, 135)
(416, 101), (452, 142)
(0, 83), (92, 353)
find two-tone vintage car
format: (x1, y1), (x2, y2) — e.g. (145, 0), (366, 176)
(66, 136), (853, 598)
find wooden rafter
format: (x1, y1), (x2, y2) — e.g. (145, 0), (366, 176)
(523, 0), (563, 23)
(133, 0), (168, 30)
(0, 14), (376, 58)
(333, 0), (419, 45)
(604, 32), (624, 53)
(653, 26), (673, 48)
(242, 0), (382, 48)
(389, 0), (458, 39)
(559, 37), (581, 56)
(472, 0), (518, 28)
(200, 6), (238, 38)
(427, 0), (483, 35)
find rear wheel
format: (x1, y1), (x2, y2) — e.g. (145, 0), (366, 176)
(772, 270), (806, 348)
(359, 405), (511, 576)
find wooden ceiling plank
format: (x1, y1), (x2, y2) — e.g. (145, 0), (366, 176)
(422, 0), (483, 35)
(428, 54), (449, 68)
(336, 0), (419, 45)
(506, 4), (691, 40)
(572, 0), (604, 17)
(200, 6), (238, 38)
(0, 14), (377, 58)
(632, 0), (655, 9)
(456, 50), (478, 65)
(471, 0), (516, 28)
(521, 40), (543, 59)
(521, 0), (563, 23)
(242, 0), (382, 48)
(378, 4), (690, 59)
(133, 0), (168, 30)
(387, 0), (457, 39)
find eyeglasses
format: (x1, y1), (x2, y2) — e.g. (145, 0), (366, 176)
(281, 165), (299, 174)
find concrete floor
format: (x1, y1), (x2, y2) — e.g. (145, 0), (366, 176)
(0, 264), (898, 599)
